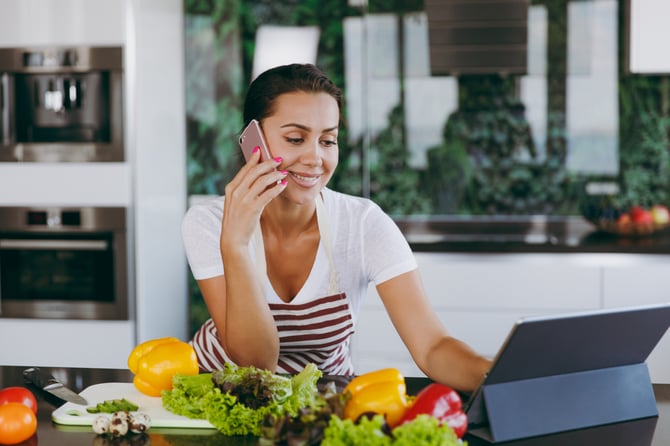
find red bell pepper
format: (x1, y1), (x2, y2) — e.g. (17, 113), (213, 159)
(397, 383), (468, 438)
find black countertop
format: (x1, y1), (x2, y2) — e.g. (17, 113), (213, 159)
(1, 365), (668, 445)
(397, 216), (670, 254)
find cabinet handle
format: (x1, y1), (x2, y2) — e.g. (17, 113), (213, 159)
(1, 73), (10, 146)
(0, 239), (108, 251)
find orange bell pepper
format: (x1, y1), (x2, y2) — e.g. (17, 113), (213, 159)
(343, 368), (409, 427)
(127, 337), (199, 397)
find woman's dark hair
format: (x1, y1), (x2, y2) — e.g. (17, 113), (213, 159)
(243, 63), (343, 127)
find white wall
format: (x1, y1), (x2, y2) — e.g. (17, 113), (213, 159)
(126, 0), (188, 342)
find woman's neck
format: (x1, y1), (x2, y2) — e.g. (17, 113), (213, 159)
(261, 196), (318, 240)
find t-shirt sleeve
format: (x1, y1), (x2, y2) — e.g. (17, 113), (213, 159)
(362, 204), (418, 285)
(181, 198), (225, 280)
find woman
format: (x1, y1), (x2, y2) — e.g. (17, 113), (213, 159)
(182, 63), (491, 392)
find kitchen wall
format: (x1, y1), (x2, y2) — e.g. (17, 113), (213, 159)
(0, 0), (188, 368)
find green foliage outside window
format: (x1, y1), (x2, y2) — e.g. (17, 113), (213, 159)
(617, 76), (670, 209)
(424, 75), (577, 215)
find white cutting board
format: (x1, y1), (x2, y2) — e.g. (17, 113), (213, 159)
(52, 382), (215, 429)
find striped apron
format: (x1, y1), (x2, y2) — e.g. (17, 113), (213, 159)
(191, 196), (355, 375)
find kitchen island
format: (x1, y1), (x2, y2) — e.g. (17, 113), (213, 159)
(1, 365), (668, 445)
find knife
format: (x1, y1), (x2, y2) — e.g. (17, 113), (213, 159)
(23, 367), (88, 405)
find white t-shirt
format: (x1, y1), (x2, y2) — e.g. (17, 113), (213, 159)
(181, 187), (418, 322)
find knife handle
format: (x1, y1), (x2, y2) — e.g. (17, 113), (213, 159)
(23, 367), (58, 389)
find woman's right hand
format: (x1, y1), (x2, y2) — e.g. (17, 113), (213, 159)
(220, 148), (287, 248)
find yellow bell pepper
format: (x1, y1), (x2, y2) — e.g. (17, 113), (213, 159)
(343, 368), (409, 427)
(127, 337), (199, 397)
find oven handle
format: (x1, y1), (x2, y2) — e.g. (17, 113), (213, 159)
(0, 239), (108, 251)
(1, 73), (10, 145)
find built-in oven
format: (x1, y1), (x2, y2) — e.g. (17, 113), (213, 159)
(0, 207), (129, 320)
(0, 46), (124, 162)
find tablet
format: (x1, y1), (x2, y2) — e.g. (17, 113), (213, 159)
(465, 303), (670, 431)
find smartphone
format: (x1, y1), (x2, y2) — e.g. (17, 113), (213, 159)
(239, 119), (273, 162)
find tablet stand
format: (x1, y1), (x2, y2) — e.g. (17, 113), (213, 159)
(479, 362), (658, 442)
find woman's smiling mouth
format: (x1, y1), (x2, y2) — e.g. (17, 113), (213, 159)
(289, 171), (321, 187)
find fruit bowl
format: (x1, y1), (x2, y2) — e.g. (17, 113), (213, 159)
(582, 203), (670, 237)
(589, 218), (670, 236)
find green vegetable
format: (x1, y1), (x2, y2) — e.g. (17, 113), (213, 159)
(162, 372), (216, 419)
(322, 415), (392, 446)
(259, 381), (349, 445)
(392, 415), (463, 446)
(212, 362), (293, 408)
(86, 398), (139, 413)
(162, 363), (323, 436)
(322, 414), (465, 446)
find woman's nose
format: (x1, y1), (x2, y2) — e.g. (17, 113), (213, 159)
(300, 140), (323, 166)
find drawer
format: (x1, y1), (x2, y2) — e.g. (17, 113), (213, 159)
(414, 253), (601, 310)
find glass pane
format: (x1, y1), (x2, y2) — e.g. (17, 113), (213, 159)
(184, 0), (670, 221)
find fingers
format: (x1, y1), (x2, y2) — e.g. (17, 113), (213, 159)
(228, 150), (278, 189)
(223, 153), (287, 217)
(255, 170), (288, 203)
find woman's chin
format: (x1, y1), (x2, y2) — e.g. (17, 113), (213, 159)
(280, 187), (322, 206)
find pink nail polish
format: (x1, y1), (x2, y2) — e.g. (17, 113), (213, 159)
(280, 170), (288, 175)
(252, 146), (260, 153)
(280, 179), (288, 186)
(273, 157), (282, 163)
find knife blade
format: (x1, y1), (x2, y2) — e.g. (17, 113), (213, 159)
(23, 367), (88, 405)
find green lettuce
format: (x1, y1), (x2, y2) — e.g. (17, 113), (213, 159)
(161, 372), (215, 419)
(323, 416), (392, 446)
(392, 415), (463, 446)
(322, 414), (465, 446)
(161, 363), (323, 436)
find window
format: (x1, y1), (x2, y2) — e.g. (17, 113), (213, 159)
(184, 0), (670, 217)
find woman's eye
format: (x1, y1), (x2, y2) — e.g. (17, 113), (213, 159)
(286, 137), (304, 145)
(321, 139), (338, 147)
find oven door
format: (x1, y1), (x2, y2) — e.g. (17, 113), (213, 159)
(0, 232), (128, 320)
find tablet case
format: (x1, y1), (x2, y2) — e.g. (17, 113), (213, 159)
(465, 303), (670, 443)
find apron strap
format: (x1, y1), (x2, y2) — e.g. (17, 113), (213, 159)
(253, 194), (339, 295)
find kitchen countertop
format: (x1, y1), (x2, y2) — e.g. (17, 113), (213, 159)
(396, 216), (670, 254)
(1, 365), (668, 445)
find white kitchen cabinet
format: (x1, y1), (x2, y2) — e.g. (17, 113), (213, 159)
(351, 252), (670, 384)
(0, 164), (132, 207)
(415, 253), (601, 311)
(0, 0), (125, 47)
(0, 0), (188, 368)
(0, 319), (134, 369)
(602, 258), (670, 384)
(602, 259), (669, 306)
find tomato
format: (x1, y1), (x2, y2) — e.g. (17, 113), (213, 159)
(0, 387), (38, 414)
(0, 403), (37, 445)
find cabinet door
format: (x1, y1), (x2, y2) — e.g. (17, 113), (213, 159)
(0, 1), (125, 47)
(602, 264), (670, 307)
(351, 305), (423, 376)
(603, 263), (670, 384)
(415, 253), (601, 311)
(0, 320), (135, 368)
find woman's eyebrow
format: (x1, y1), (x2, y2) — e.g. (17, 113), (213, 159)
(280, 123), (339, 133)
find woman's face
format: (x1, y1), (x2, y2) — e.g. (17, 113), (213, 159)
(261, 91), (340, 205)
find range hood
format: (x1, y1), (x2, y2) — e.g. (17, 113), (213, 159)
(425, 0), (529, 75)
